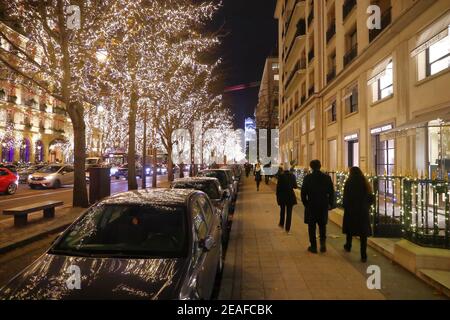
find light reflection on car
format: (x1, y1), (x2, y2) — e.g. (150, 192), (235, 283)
(171, 177), (231, 244)
(0, 189), (223, 300)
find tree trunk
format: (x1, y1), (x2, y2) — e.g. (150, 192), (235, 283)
(71, 102), (89, 208)
(167, 141), (174, 182)
(152, 146), (157, 188)
(127, 87), (138, 190)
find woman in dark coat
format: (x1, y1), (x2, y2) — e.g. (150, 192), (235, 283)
(254, 163), (262, 191)
(343, 167), (375, 262)
(276, 163), (298, 234)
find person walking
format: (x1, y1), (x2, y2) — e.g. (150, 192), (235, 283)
(276, 163), (298, 234)
(254, 162), (262, 191)
(301, 160), (335, 254)
(343, 167), (375, 263)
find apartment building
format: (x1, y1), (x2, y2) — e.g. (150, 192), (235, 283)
(275, 0), (450, 179)
(0, 23), (101, 163)
(255, 57), (280, 160)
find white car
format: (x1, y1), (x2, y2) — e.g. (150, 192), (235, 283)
(28, 165), (74, 189)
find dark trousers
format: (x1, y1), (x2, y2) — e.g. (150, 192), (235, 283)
(256, 180), (261, 190)
(346, 234), (368, 259)
(279, 204), (293, 232)
(308, 222), (327, 247)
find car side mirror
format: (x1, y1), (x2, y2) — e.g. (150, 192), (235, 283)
(223, 190), (230, 200)
(199, 235), (215, 252)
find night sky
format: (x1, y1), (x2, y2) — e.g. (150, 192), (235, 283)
(213, 0), (278, 129)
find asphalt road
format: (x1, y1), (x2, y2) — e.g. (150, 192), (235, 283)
(0, 176), (169, 220)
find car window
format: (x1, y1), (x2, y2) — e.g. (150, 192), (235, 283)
(191, 199), (207, 240)
(52, 204), (188, 258)
(0, 169), (8, 176)
(198, 195), (214, 227)
(63, 166), (74, 173)
(199, 171), (227, 190)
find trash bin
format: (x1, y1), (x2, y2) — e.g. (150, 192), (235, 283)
(89, 167), (111, 204)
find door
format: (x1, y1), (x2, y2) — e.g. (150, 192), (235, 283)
(0, 169), (9, 191)
(190, 197), (217, 299)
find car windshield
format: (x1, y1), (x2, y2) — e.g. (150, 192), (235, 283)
(38, 166), (61, 173)
(86, 159), (99, 164)
(173, 182), (220, 200)
(51, 204), (188, 258)
(198, 171), (227, 189)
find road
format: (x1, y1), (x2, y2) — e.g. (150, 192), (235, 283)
(0, 175), (170, 221)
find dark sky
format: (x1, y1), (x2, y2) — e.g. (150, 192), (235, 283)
(213, 0), (278, 129)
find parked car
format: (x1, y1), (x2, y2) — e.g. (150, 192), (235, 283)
(171, 177), (231, 244)
(0, 189), (223, 300)
(0, 164), (18, 178)
(17, 164), (46, 184)
(28, 165), (74, 189)
(0, 168), (18, 195)
(221, 165), (241, 193)
(197, 169), (237, 210)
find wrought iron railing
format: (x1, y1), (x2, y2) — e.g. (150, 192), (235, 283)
(293, 169), (450, 249)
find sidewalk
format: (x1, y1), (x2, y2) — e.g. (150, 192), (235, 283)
(219, 177), (385, 300)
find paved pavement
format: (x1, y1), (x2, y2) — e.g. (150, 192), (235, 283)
(219, 176), (447, 300)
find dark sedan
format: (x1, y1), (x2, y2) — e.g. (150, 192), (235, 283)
(197, 169), (236, 208)
(171, 177), (232, 244)
(0, 189), (223, 300)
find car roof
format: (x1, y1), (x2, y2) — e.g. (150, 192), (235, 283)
(173, 177), (219, 183)
(100, 188), (198, 207)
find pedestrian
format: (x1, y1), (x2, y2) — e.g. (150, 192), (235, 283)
(245, 163), (251, 177)
(276, 163), (298, 234)
(343, 167), (375, 263)
(301, 160), (335, 254)
(254, 162), (262, 191)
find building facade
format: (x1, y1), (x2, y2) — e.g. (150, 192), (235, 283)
(256, 57), (280, 131)
(275, 0), (450, 179)
(0, 23), (102, 164)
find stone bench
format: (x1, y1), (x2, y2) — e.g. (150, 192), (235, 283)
(3, 201), (64, 227)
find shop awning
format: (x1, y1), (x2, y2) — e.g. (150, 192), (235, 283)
(380, 107), (450, 141)
(367, 57), (392, 85)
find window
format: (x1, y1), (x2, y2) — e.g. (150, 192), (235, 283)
(274, 74), (279, 81)
(198, 195), (214, 226)
(426, 26), (450, 76)
(309, 109), (315, 130)
(192, 200), (207, 241)
(344, 85), (358, 114)
(272, 63), (279, 70)
(327, 101), (337, 124)
(301, 116), (307, 134)
(372, 61), (393, 102)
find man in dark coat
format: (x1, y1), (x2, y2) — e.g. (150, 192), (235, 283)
(301, 160), (335, 253)
(276, 163), (298, 234)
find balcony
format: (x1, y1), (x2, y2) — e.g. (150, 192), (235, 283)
(326, 22), (336, 43)
(369, 7), (392, 42)
(284, 0), (306, 38)
(308, 48), (315, 62)
(343, 45), (358, 67)
(301, 95), (306, 105)
(284, 59), (306, 92)
(327, 67), (336, 83)
(343, 0), (356, 21)
(7, 95), (17, 104)
(284, 20), (306, 62)
(307, 9), (314, 27)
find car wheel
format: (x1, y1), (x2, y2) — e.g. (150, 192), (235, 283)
(6, 183), (17, 195)
(53, 179), (61, 189)
(29, 184), (36, 190)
